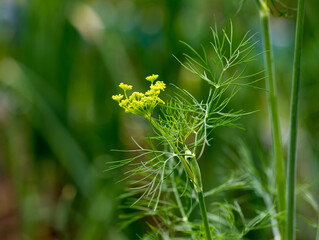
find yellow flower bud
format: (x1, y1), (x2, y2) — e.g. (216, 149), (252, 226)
(112, 94), (124, 102)
(131, 92), (145, 99)
(119, 83), (133, 91)
(151, 81), (166, 91)
(119, 99), (129, 107)
(145, 89), (155, 96)
(145, 74), (159, 83)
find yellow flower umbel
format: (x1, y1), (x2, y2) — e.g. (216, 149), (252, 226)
(112, 74), (165, 119)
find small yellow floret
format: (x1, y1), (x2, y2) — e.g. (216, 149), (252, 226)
(119, 99), (129, 107)
(132, 100), (143, 108)
(141, 96), (154, 103)
(119, 83), (133, 91)
(145, 74), (159, 83)
(131, 92), (145, 99)
(151, 81), (166, 91)
(112, 94), (124, 102)
(145, 89), (154, 95)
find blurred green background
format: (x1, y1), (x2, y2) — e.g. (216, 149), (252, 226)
(0, 0), (318, 239)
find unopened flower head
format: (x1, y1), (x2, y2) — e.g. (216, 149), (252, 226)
(112, 94), (124, 102)
(145, 74), (159, 84)
(145, 89), (160, 96)
(130, 92), (145, 100)
(151, 81), (166, 91)
(119, 83), (133, 91)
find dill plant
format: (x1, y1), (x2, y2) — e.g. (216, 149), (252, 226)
(109, 23), (268, 239)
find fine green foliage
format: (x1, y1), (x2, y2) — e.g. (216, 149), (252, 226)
(108, 22), (270, 239)
(175, 21), (264, 91)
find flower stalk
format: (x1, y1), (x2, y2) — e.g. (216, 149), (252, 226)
(198, 190), (212, 240)
(257, 0), (286, 238)
(286, 0), (305, 238)
(188, 153), (212, 240)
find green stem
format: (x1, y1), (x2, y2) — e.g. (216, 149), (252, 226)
(170, 161), (187, 219)
(198, 190), (212, 240)
(286, 0), (305, 239)
(148, 117), (195, 182)
(189, 155), (212, 239)
(148, 117), (212, 239)
(170, 162), (197, 240)
(257, 1), (286, 238)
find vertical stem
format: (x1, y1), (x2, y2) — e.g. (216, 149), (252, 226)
(170, 161), (197, 240)
(286, 0), (305, 239)
(197, 190), (212, 240)
(189, 156), (212, 240)
(257, 0), (286, 238)
(169, 159), (187, 220)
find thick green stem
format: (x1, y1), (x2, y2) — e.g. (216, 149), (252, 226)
(257, 1), (286, 238)
(286, 0), (305, 239)
(170, 161), (197, 239)
(188, 155), (212, 239)
(198, 190), (212, 240)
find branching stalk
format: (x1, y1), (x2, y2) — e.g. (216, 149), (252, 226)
(149, 117), (212, 239)
(286, 0), (305, 239)
(257, 1), (286, 238)
(148, 117), (195, 182)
